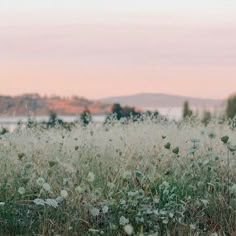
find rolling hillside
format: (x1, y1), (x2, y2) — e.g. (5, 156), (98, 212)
(0, 94), (110, 116)
(101, 93), (223, 109)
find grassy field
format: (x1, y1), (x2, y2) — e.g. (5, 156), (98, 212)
(0, 117), (236, 235)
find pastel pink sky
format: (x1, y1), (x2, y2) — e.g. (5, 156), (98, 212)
(0, 1), (236, 99)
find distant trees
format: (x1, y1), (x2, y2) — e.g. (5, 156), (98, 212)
(182, 101), (193, 118)
(108, 103), (141, 121)
(47, 110), (64, 127)
(202, 110), (212, 126)
(226, 95), (236, 119)
(80, 107), (92, 126)
(104, 103), (160, 124)
(0, 127), (9, 135)
(111, 103), (123, 120)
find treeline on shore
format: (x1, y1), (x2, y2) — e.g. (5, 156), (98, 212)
(0, 94), (236, 134)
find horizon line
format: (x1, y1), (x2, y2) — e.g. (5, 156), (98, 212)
(0, 91), (231, 101)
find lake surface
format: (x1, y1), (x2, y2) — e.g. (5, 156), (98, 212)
(0, 107), (192, 131)
(0, 115), (106, 131)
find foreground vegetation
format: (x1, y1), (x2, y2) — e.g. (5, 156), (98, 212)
(0, 116), (236, 235)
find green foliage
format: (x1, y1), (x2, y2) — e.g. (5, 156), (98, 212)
(226, 95), (236, 119)
(80, 107), (92, 126)
(183, 101), (193, 118)
(202, 110), (212, 126)
(47, 111), (63, 128)
(106, 103), (141, 122)
(0, 127), (9, 135)
(26, 117), (38, 128)
(1, 118), (236, 235)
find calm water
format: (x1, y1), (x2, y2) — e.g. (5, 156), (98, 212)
(0, 115), (106, 131)
(0, 107), (186, 131)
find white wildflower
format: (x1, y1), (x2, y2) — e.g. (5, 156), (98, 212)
(102, 205), (109, 214)
(56, 196), (64, 203)
(63, 178), (72, 185)
(45, 199), (58, 208)
(75, 186), (83, 193)
(36, 177), (45, 186)
(124, 224), (134, 235)
(42, 183), (51, 192)
(230, 184), (236, 194)
(119, 216), (129, 225)
(122, 171), (132, 179)
(90, 207), (100, 217)
(33, 198), (45, 206)
(201, 199), (209, 206)
(60, 190), (68, 198)
(18, 187), (26, 195)
(107, 182), (115, 189)
(87, 172), (95, 182)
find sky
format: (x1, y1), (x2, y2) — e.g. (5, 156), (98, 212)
(0, 0), (236, 99)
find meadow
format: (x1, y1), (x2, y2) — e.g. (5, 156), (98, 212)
(0, 116), (236, 236)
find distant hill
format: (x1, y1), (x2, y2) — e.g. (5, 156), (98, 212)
(101, 93), (224, 109)
(0, 94), (110, 116)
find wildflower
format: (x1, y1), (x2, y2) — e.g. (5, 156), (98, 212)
(61, 190), (68, 198)
(120, 199), (126, 205)
(18, 153), (25, 160)
(102, 205), (109, 214)
(164, 142), (171, 150)
(230, 184), (236, 194)
(75, 186), (83, 193)
(42, 183), (51, 192)
(153, 210), (159, 215)
(22, 177), (30, 184)
(56, 196), (64, 203)
(124, 224), (134, 235)
(93, 189), (102, 199)
(122, 171), (132, 179)
(172, 147), (179, 155)
(208, 131), (216, 139)
(190, 224), (196, 230)
(228, 144), (236, 152)
(162, 219), (168, 224)
(33, 198), (45, 206)
(221, 135), (229, 144)
(153, 196), (160, 203)
(128, 191), (138, 197)
(135, 170), (144, 179)
(24, 162), (34, 169)
(18, 187), (26, 195)
(45, 199), (58, 208)
(87, 172), (95, 182)
(63, 178), (72, 185)
(201, 199), (209, 206)
(0, 202), (5, 206)
(36, 177), (45, 186)
(110, 224), (118, 230)
(48, 160), (58, 168)
(161, 181), (170, 189)
(191, 138), (200, 143)
(107, 182), (115, 189)
(119, 216), (129, 225)
(90, 207), (100, 217)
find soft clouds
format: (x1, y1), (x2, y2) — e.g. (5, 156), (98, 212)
(1, 23), (236, 67)
(0, 1), (235, 98)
